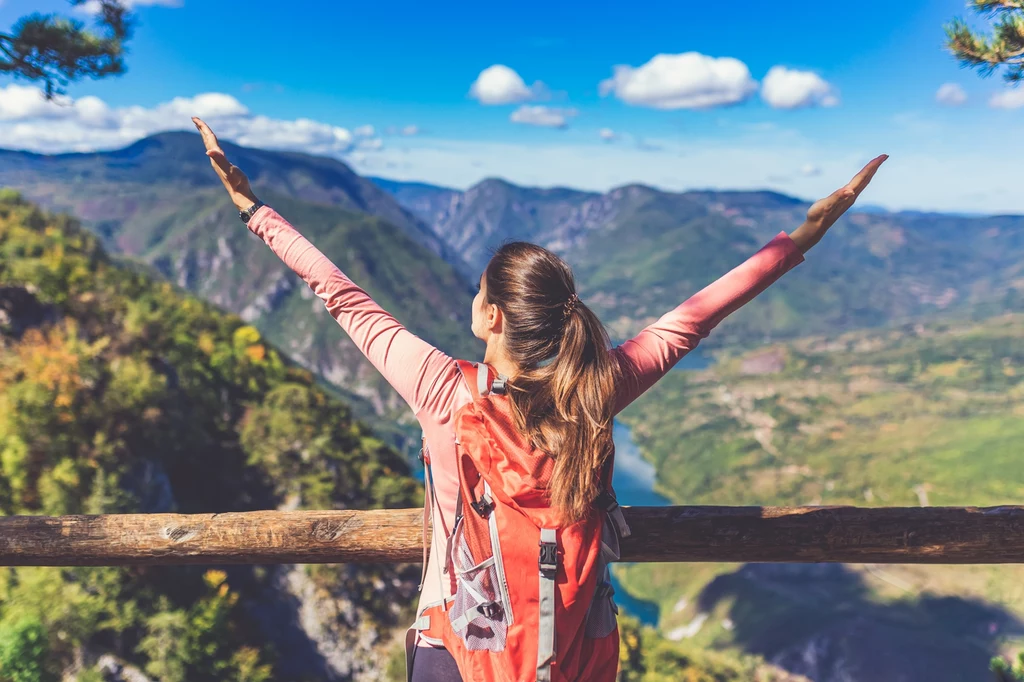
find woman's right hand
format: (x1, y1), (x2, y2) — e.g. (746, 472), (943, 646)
(192, 116), (260, 211)
(789, 154), (888, 254)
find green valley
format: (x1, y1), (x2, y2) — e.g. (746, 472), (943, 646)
(614, 312), (1024, 679)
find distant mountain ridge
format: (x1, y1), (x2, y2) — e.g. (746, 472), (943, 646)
(0, 132), (467, 271)
(372, 174), (1024, 346)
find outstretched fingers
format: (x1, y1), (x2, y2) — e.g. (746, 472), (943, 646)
(191, 116), (253, 203)
(192, 117), (220, 152)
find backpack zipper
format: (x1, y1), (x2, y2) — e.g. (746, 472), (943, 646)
(484, 481), (514, 626)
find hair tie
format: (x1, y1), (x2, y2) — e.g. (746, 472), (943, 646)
(562, 292), (579, 319)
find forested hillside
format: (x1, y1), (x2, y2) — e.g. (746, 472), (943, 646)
(0, 189), (421, 681)
(0, 135), (480, 456)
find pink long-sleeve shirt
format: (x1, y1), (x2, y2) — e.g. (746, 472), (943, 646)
(245, 205), (806, 634)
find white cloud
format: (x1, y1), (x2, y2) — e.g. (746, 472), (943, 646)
(353, 124), (375, 137)
(599, 128), (617, 142)
(989, 88), (1024, 109)
(509, 105), (577, 128)
(0, 84), (354, 156)
(800, 163), (822, 177)
(202, 116), (354, 156)
(400, 125), (420, 136)
(760, 66), (838, 109)
(598, 52), (757, 110)
(469, 65), (539, 105)
(936, 83), (967, 106)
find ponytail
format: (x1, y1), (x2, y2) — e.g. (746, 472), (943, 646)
(484, 242), (618, 524)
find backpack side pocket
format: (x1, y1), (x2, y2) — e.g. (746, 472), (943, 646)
(448, 509), (510, 652)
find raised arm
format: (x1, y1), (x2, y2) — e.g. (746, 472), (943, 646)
(245, 206), (458, 415)
(611, 231), (804, 414)
(612, 153), (889, 415)
(191, 117), (458, 418)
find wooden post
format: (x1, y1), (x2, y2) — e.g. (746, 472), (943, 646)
(1, 505), (1023, 566)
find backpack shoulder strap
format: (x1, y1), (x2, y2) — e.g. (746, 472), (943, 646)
(596, 449), (632, 538)
(455, 359), (508, 398)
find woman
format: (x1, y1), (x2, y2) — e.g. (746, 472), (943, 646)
(192, 116), (885, 681)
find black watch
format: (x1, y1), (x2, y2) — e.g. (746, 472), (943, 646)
(239, 200), (265, 223)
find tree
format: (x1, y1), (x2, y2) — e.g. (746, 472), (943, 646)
(945, 1), (1024, 83)
(0, 0), (134, 100)
(992, 651), (1024, 681)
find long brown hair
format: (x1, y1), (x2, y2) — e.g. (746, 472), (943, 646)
(484, 241), (619, 523)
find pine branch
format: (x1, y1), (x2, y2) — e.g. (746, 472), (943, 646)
(971, 0), (1024, 14)
(0, 0), (134, 99)
(945, 14), (1024, 82)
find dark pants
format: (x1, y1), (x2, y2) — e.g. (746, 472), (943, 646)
(408, 644), (462, 682)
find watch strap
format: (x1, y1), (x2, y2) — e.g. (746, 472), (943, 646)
(239, 200), (265, 223)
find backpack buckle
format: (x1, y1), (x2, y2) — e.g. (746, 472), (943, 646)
(476, 601), (504, 620)
(490, 376), (507, 395)
(470, 493), (494, 518)
(539, 540), (558, 577)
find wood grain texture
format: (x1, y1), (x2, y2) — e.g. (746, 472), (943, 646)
(2, 506), (1023, 565)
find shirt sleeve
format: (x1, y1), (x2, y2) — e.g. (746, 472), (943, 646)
(245, 205), (460, 419)
(611, 230), (805, 415)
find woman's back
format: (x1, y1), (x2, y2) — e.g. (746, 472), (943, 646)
(240, 204), (805, 621)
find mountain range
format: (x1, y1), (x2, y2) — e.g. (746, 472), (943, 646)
(5, 132), (1023, 452)
(373, 174), (1024, 347)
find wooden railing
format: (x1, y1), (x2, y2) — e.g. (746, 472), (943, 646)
(2, 505), (1023, 565)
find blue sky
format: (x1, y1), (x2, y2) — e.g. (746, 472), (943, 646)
(0, 0), (1021, 213)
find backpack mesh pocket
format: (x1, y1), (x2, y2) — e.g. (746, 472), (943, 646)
(448, 518), (509, 652)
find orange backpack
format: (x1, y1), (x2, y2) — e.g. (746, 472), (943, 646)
(407, 360), (632, 682)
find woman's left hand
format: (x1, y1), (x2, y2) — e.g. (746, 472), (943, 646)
(192, 117), (260, 211)
(789, 154), (888, 254)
